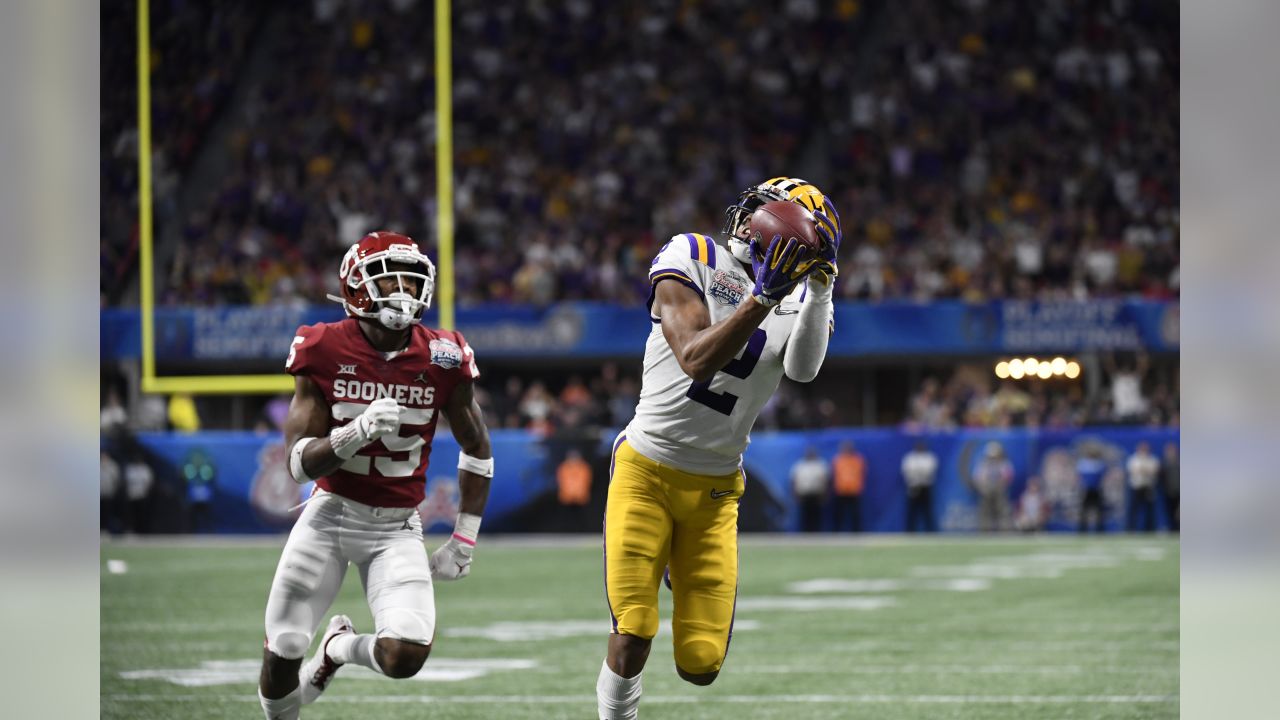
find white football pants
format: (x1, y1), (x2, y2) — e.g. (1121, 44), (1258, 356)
(264, 489), (436, 659)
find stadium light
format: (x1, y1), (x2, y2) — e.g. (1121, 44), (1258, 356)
(995, 361), (1010, 379)
(1023, 357), (1039, 375)
(1037, 363), (1053, 379)
(1051, 357), (1067, 375)
(1008, 358), (1025, 379)
(1065, 361), (1081, 379)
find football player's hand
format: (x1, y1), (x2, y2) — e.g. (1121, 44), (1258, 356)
(429, 537), (473, 581)
(751, 235), (819, 306)
(811, 196), (842, 285)
(354, 397), (403, 443)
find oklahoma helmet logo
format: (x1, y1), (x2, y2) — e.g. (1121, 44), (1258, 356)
(429, 338), (463, 369)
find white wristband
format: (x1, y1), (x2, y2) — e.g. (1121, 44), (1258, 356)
(458, 451), (494, 478)
(452, 512), (482, 546)
(329, 422), (365, 459)
(289, 437), (318, 483)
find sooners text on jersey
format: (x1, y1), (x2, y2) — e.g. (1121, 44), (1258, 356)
(285, 318), (479, 508)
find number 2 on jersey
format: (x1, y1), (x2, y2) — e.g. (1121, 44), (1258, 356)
(686, 329), (767, 415)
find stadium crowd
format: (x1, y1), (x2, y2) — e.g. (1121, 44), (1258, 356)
(905, 355), (1179, 431)
(101, 1), (264, 305)
(101, 0), (1177, 307)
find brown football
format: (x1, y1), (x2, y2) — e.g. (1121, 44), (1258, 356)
(748, 200), (823, 253)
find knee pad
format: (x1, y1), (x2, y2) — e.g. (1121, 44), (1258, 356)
(675, 638), (725, 676)
(614, 605), (660, 640)
(376, 607), (436, 645)
(267, 630), (311, 660)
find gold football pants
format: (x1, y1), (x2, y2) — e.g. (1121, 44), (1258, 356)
(603, 435), (743, 674)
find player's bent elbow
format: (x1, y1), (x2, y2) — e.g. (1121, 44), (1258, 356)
(687, 367), (717, 383)
(680, 357), (717, 383)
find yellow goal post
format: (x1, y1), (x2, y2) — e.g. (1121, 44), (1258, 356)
(135, 0), (455, 395)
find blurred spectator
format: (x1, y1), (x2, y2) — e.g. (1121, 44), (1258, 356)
(168, 394), (202, 433)
(901, 439), (937, 532)
(1105, 353), (1151, 423)
(520, 382), (556, 436)
(263, 395), (291, 431)
(791, 446), (830, 533)
(905, 358), (1176, 431)
(1161, 442), (1179, 532)
(556, 450), (592, 506)
(101, 451), (123, 535)
(134, 394), (171, 431)
(1077, 445), (1108, 533)
(101, 388), (130, 436)
(1126, 441), (1159, 532)
(831, 441), (866, 533)
(124, 452), (156, 534)
(1014, 477), (1048, 533)
(970, 441), (1012, 532)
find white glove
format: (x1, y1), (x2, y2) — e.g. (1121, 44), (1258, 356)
(355, 397), (403, 442)
(429, 537), (473, 581)
(330, 397), (403, 459)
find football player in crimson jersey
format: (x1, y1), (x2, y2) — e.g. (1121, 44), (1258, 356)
(257, 231), (493, 720)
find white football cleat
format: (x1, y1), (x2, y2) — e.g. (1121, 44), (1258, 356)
(299, 614), (354, 705)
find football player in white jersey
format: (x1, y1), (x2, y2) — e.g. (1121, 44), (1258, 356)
(597, 178), (841, 719)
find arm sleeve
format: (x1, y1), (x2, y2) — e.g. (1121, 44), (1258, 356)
(646, 234), (712, 319)
(783, 276), (835, 382)
(283, 324), (325, 377)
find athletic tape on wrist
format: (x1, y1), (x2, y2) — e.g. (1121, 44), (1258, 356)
(458, 451), (495, 478)
(807, 273), (834, 301)
(452, 512), (482, 546)
(288, 437), (317, 484)
(329, 422), (366, 459)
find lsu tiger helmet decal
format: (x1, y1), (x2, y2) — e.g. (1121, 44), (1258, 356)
(722, 177), (837, 265)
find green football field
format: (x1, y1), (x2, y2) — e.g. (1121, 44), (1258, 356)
(101, 535), (1178, 719)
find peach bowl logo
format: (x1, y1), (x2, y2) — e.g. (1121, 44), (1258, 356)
(430, 338), (463, 369)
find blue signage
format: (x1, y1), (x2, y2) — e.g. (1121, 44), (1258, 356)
(101, 300), (1178, 361)
(120, 427), (1178, 534)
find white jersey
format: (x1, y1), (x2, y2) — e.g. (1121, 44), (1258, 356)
(626, 233), (806, 475)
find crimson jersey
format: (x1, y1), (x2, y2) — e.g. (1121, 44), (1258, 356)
(284, 318), (479, 508)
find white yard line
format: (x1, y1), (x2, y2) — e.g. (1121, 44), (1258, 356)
(104, 692), (1177, 704)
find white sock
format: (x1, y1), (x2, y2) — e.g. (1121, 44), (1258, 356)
(327, 632), (382, 674)
(259, 686), (301, 720)
(596, 660), (642, 720)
